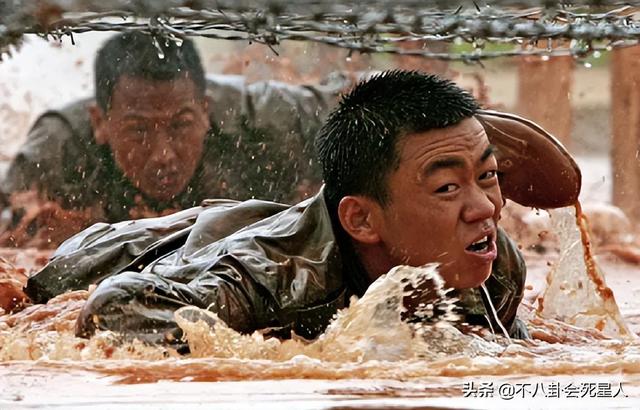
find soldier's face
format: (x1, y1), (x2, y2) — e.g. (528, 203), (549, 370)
(91, 74), (210, 202)
(373, 118), (503, 289)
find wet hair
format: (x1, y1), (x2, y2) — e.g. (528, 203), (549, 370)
(315, 70), (479, 210)
(94, 32), (206, 111)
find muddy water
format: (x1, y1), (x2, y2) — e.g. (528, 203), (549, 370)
(2, 205), (640, 408)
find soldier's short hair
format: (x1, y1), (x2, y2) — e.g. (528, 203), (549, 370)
(94, 32), (206, 111)
(315, 70), (479, 211)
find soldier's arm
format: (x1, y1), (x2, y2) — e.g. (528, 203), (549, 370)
(24, 205), (206, 303)
(73, 262), (270, 353)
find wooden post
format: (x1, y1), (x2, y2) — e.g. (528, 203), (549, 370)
(516, 55), (574, 147)
(611, 46), (640, 224)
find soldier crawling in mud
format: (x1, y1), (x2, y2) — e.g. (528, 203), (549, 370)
(0, 32), (337, 247)
(15, 71), (581, 349)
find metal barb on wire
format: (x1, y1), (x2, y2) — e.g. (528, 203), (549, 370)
(3, 0), (640, 61)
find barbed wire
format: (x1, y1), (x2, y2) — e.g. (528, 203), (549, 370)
(3, 0), (640, 62)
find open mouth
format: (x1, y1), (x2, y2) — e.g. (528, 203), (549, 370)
(156, 171), (180, 187)
(465, 234), (493, 253)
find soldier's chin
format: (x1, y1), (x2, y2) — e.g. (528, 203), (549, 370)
(441, 264), (493, 290)
(142, 184), (182, 202)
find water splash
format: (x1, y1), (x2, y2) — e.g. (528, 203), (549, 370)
(3, 230), (640, 382)
(540, 206), (635, 339)
(176, 264), (503, 362)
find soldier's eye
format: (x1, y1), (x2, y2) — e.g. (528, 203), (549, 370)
(435, 184), (458, 193)
(480, 170), (497, 180)
(126, 124), (148, 135)
(171, 120), (194, 130)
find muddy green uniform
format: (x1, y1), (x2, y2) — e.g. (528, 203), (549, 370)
(26, 189), (527, 344)
(1, 75), (346, 221)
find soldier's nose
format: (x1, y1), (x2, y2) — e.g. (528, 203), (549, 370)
(462, 187), (496, 224)
(151, 141), (179, 166)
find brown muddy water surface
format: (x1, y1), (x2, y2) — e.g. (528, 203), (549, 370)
(2, 207), (640, 409)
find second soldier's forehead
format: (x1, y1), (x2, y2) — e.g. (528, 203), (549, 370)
(109, 74), (201, 114)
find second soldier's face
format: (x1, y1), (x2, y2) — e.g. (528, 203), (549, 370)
(92, 74), (210, 202)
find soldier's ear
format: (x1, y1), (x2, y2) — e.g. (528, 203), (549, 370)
(337, 196), (381, 245)
(89, 105), (108, 145)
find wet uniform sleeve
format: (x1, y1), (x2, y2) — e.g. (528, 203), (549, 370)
(24, 205), (207, 303)
(75, 255), (345, 346)
(71, 193), (348, 346)
(55, 199), (281, 345)
(74, 265), (268, 347)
